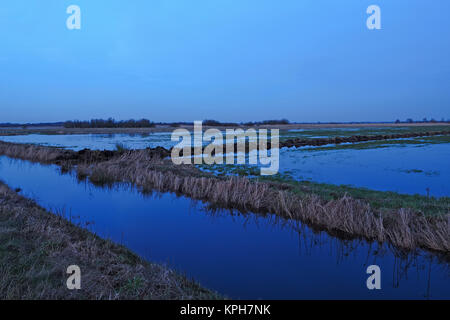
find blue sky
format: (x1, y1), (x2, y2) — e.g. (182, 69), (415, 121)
(0, 0), (449, 123)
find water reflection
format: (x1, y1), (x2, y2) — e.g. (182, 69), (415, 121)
(1, 133), (449, 196)
(202, 207), (449, 299)
(0, 156), (448, 299)
(278, 143), (450, 197)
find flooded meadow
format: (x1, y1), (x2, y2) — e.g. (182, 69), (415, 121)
(0, 127), (449, 299)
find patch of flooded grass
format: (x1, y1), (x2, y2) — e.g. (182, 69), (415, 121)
(198, 164), (449, 216)
(258, 176), (450, 217)
(402, 169), (424, 174)
(114, 142), (129, 152)
(400, 169), (440, 176)
(1, 141), (449, 253)
(297, 135), (450, 152)
(280, 126), (450, 141)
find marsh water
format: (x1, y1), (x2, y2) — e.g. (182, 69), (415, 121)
(1, 133), (449, 196)
(0, 133), (176, 150)
(0, 156), (448, 299)
(279, 143), (450, 197)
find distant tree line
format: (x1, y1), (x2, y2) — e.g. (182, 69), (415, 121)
(242, 119), (290, 126)
(8, 117), (449, 129)
(395, 118), (449, 124)
(202, 119), (239, 126)
(64, 118), (155, 128)
(0, 122), (63, 128)
(203, 119), (290, 126)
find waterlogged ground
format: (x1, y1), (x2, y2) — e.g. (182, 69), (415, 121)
(0, 133), (177, 151)
(279, 143), (450, 197)
(0, 156), (448, 299)
(200, 142), (450, 198)
(2, 127), (448, 150)
(1, 131), (449, 197)
(280, 125), (450, 140)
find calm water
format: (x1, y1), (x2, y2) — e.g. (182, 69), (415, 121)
(1, 133), (449, 197)
(279, 143), (450, 197)
(0, 156), (448, 299)
(0, 133), (176, 150)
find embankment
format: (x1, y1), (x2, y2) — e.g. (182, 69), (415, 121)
(280, 130), (450, 148)
(0, 141), (448, 254)
(0, 182), (219, 299)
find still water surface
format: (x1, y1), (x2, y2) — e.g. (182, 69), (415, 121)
(1, 134), (449, 196)
(279, 143), (450, 197)
(0, 156), (448, 299)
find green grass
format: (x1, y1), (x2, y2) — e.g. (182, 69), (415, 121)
(279, 126), (450, 142)
(197, 163), (262, 177)
(114, 143), (128, 152)
(295, 135), (450, 152)
(257, 175), (450, 216)
(197, 164), (449, 216)
(286, 135), (450, 151)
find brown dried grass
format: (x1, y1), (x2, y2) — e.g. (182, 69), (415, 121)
(0, 141), (65, 163)
(0, 183), (220, 300)
(79, 153), (450, 253)
(0, 141), (448, 254)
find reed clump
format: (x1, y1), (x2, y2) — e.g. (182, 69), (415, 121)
(0, 141), (66, 163)
(78, 152), (449, 254)
(0, 141), (448, 254)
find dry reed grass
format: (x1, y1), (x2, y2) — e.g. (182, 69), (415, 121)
(0, 141), (66, 163)
(0, 183), (220, 299)
(78, 152), (450, 254)
(0, 141), (448, 254)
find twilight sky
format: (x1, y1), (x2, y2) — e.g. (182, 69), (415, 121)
(0, 0), (449, 123)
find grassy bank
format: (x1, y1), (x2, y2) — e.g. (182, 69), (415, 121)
(1, 123), (449, 137)
(279, 125), (450, 141)
(0, 141), (448, 254)
(199, 164), (449, 216)
(258, 177), (450, 216)
(75, 153), (450, 254)
(297, 135), (450, 152)
(0, 183), (220, 299)
(278, 129), (450, 149)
